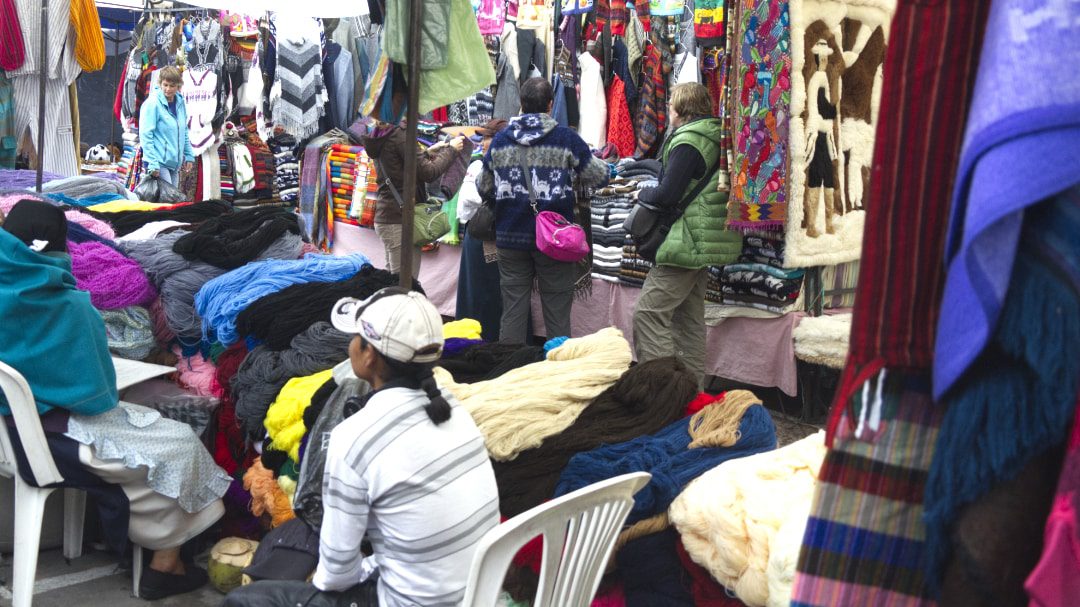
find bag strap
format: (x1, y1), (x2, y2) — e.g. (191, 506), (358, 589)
(669, 160), (722, 217)
(374, 158), (406, 208)
(518, 147), (538, 215)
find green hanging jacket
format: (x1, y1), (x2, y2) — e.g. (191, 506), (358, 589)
(655, 118), (742, 269)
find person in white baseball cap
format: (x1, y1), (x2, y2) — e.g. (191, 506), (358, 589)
(224, 287), (500, 607)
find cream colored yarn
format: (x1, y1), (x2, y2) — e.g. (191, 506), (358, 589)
(433, 327), (633, 461)
(669, 431), (827, 607)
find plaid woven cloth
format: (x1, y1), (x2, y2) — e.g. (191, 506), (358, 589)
(792, 371), (942, 607)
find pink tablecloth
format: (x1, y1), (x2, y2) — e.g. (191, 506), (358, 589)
(331, 222), (462, 318)
(332, 221), (802, 395)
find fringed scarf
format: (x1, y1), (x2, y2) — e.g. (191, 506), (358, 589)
(923, 187), (1080, 591)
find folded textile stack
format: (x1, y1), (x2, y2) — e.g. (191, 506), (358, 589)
(234, 141), (277, 206)
(268, 133), (300, 203)
(589, 191), (634, 282)
(619, 244), (653, 288)
(326, 144), (366, 226)
(590, 160), (661, 286)
(720, 263), (805, 313)
(741, 232), (786, 268)
(706, 266), (724, 304)
(613, 160), (662, 288)
(118, 132), (139, 182)
(218, 144), (235, 201)
(357, 154), (378, 227)
(125, 146), (144, 192)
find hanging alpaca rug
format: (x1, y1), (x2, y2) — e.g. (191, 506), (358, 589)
(784, 0), (895, 267)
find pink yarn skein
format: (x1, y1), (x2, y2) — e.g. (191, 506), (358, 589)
(65, 209), (116, 240)
(69, 241), (158, 310)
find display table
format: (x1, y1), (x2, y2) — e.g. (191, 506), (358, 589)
(333, 221), (807, 395)
(331, 222), (462, 317)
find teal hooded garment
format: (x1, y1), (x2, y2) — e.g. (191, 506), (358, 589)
(0, 229), (116, 416)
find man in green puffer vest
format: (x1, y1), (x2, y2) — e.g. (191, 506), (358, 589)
(632, 83), (741, 388)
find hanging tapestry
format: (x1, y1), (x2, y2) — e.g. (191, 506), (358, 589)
(783, 0), (894, 267)
(726, 0), (791, 231)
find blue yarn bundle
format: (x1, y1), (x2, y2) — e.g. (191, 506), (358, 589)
(554, 403), (776, 524)
(923, 190), (1080, 590)
(543, 336), (569, 355)
(44, 191), (123, 207)
(195, 253), (369, 346)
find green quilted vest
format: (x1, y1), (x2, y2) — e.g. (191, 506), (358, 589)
(654, 118), (742, 269)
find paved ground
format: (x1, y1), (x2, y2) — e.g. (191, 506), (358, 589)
(0, 547), (221, 607)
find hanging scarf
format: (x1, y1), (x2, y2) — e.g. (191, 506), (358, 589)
(0, 0), (26, 71)
(633, 16), (671, 159)
(70, 0), (105, 72)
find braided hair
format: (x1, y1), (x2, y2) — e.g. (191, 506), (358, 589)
(363, 338), (452, 425)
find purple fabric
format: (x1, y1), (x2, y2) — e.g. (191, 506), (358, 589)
(0, 169), (64, 189)
(934, 0), (1080, 399)
(69, 240), (158, 310)
(443, 337), (484, 358)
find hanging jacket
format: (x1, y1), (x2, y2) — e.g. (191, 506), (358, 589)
(655, 118), (741, 269)
(139, 87), (195, 173)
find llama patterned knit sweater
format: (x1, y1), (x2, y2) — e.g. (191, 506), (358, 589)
(478, 113), (609, 250)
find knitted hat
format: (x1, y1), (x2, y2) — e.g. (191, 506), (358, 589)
(2, 199), (67, 253)
(332, 288), (444, 364)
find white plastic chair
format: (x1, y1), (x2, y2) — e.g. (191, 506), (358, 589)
(0, 361), (143, 606)
(463, 471), (651, 607)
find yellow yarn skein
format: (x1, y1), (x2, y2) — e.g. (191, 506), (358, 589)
(264, 368), (334, 462)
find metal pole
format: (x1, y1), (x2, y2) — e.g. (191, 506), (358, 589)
(398, 0), (424, 289)
(35, 0), (49, 192)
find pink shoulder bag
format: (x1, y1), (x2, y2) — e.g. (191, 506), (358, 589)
(520, 155), (589, 263)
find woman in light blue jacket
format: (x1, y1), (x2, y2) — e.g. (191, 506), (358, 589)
(139, 66), (195, 187)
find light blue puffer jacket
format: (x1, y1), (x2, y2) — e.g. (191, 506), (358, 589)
(139, 88), (195, 172)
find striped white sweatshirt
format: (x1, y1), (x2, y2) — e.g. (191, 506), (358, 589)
(313, 386), (499, 606)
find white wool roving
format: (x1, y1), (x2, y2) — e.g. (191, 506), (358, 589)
(669, 431), (827, 607)
(792, 313), (852, 369)
(433, 327), (632, 461)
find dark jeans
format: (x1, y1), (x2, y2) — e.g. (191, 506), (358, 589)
(497, 247), (576, 343)
(221, 578), (379, 607)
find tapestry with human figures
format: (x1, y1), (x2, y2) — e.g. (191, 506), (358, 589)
(783, 0), (894, 267)
(726, 0), (791, 232)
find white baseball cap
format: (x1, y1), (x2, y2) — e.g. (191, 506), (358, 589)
(331, 288), (444, 364)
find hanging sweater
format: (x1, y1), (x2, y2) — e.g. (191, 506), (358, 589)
(183, 67), (219, 155)
(578, 51), (608, 149)
(478, 113), (610, 250)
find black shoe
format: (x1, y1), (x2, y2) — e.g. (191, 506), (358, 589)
(138, 565), (209, 601)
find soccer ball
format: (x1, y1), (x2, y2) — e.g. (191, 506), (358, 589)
(85, 144), (113, 163)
